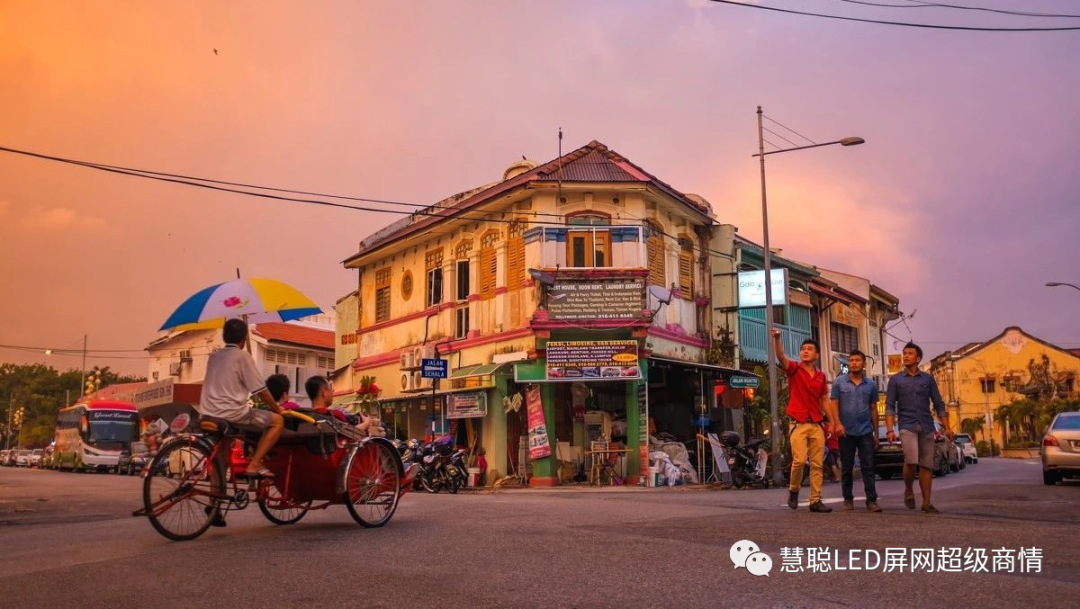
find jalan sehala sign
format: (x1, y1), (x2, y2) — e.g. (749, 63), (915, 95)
(547, 278), (645, 321)
(545, 340), (641, 381)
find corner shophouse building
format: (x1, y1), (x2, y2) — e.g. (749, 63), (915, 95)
(339, 140), (744, 486)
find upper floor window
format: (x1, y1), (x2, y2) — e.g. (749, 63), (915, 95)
(375, 267), (391, 323)
(645, 221), (665, 288)
(507, 221), (526, 290)
(454, 240), (473, 302)
(980, 378), (996, 394)
(678, 236), (694, 299)
(426, 249), (444, 307)
(479, 230), (500, 300)
(830, 322), (858, 354)
(566, 212), (610, 268)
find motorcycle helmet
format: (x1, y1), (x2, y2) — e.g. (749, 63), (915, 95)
(434, 435), (454, 456)
(720, 431), (741, 449)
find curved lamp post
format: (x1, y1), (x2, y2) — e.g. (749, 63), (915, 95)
(754, 106), (864, 485)
(1046, 282), (1080, 292)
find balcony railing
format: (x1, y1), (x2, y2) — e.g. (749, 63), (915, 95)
(528, 226), (645, 269)
(739, 315), (811, 365)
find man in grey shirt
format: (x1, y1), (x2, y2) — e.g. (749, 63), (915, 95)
(885, 342), (952, 513)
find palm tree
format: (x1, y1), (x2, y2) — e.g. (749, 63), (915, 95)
(961, 417), (984, 441)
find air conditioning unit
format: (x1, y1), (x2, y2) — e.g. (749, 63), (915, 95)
(414, 371), (432, 390)
(179, 349), (193, 363)
(168, 363), (182, 376)
(399, 350), (414, 370)
(416, 344), (436, 365)
(400, 372), (415, 392)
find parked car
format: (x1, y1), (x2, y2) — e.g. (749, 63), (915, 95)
(1, 449), (15, 467)
(41, 446), (55, 469)
(1041, 411), (1080, 486)
(875, 424), (904, 480)
(30, 449), (43, 468)
(954, 433), (978, 464)
(117, 441), (150, 476)
(15, 449), (31, 467)
(0, 449), (9, 466)
(934, 421), (958, 476)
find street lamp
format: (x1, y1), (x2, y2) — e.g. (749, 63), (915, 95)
(1046, 281), (1080, 292)
(754, 106), (864, 485)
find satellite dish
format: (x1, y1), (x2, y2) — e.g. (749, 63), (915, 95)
(649, 285), (672, 305)
(528, 268), (556, 286)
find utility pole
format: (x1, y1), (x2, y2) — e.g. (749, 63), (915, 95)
(80, 334), (88, 394)
(5, 394), (13, 451)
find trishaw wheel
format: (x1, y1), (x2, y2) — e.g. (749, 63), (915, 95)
(142, 440), (224, 541)
(344, 440), (402, 528)
(258, 482), (311, 525)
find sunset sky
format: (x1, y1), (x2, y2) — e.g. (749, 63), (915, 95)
(2, 1), (1078, 376)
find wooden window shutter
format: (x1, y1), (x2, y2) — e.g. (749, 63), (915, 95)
(646, 222), (665, 288)
(678, 237), (693, 299)
(479, 230), (499, 299)
(507, 222), (526, 290)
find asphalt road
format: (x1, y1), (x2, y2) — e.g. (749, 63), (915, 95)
(1, 458), (1077, 609)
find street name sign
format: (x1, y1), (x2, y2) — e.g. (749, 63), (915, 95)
(421, 358), (447, 379)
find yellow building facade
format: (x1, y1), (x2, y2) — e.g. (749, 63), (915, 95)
(929, 327), (1080, 448)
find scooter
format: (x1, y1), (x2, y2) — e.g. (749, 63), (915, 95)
(719, 431), (770, 489)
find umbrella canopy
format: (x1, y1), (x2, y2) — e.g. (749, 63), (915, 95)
(159, 278), (322, 332)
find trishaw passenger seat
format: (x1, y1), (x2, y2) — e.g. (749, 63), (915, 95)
(199, 416), (242, 437)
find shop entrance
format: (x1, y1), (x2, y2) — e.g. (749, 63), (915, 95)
(553, 381), (631, 483)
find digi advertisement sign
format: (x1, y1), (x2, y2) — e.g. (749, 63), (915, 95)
(738, 269), (788, 308)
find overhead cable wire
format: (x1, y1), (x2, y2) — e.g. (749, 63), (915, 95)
(706, 0), (1080, 31)
(762, 115), (818, 146)
(835, 0), (1080, 19)
(761, 126), (802, 149)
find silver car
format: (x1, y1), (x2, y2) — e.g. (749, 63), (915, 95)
(1042, 411), (1080, 485)
(954, 433), (978, 464)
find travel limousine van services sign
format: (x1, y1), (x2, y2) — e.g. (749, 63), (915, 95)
(737, 269), (788, 307)
(546, 340), (641, 381)
(548, 278), (645, 320)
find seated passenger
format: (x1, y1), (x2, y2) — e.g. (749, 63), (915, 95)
(305, 376), (371, 433)
(265, 373), (302, 411)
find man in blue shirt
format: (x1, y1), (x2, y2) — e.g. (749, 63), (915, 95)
(830, 349), (881, 512)
(885, 342), (952, 514)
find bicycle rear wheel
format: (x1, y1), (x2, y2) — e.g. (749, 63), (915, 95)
(344, 440), (402, 528)
(258, 482), (311, 525)
(142, 440), (224, 541)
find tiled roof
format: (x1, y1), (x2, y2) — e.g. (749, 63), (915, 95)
(252, 323), (334, 350)
(343, 140), (712, 265)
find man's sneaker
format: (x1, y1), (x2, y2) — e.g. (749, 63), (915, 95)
(843, 500), (855, 511)
(809, 501), (833, 513)
(921, 504), (940, 514)
(866, 501), (882, 513)
(787, 491), (799, 510)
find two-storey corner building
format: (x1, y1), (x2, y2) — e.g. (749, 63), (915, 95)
(339, 140), (738, 486)
(813, 268), (900, 391)
(929, 327), (1080, 448)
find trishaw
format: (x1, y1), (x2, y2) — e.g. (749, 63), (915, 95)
(139, 410), (404, 541)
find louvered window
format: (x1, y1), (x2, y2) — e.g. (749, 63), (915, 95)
(479, 230), (500, 299)
(646, 221), (665, 288)
(678, 236), (694, 300)
(426, 249), (443, 307)
(375, 267), (391, 323)
(507, 221), (526, 290)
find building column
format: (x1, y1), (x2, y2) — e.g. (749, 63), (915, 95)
(485, 376), (510, 486)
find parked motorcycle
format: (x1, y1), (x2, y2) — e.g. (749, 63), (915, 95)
(419, 436), (462, 494)
(719, 431), (770, 489)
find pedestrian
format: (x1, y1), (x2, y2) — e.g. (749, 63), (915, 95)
(830, 349), (881, 512)
(477, 447), (488, 487)
(823, 422), (841, 483)
(773, 329), (844, 513)
(885, 342), (952, 514)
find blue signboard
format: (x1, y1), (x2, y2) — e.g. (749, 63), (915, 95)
(421, 358), (448, 379)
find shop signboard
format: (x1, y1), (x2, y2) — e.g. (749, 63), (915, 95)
(446, 392), (487, 419)
(737, 269), (788, 307)
(525, 386), (551, 460)
(887, 354), (903, 374)
(546, 340), (640, 382)
(832, 302), (860, 327)
(547, 278), (645, 321)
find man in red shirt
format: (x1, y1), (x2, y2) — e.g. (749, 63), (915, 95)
(772, 329), (844, 512)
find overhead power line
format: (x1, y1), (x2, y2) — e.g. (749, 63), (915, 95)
(707, 0), (1080, 31)
(834, 0), (1080, 19)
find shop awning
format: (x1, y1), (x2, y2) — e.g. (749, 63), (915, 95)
(809, 283), (863, 306)
(648, 356), (745, 377)
(450, 363), (506, 378)
(331, 395), (362, 408)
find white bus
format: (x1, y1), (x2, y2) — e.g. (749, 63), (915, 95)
(55, 399), (140, 472)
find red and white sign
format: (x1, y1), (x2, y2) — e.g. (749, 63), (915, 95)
(526, 386), (551, 460)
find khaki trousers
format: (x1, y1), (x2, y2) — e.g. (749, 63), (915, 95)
(788, 422), (825, 503)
